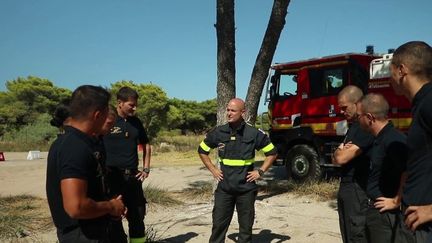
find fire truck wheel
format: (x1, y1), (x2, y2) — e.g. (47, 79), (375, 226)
(285, 144), (322, 182)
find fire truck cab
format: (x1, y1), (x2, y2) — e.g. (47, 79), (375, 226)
(266, 50), (411, 181)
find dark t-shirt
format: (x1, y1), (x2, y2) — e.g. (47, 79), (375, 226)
(366, 122), (408, 199)
(103, 116), (149, 169)
(46, 126), (108, 238)
(340, 122), (374, 188)
(198, 122), (276, 193)
(403, 82), (432, 205)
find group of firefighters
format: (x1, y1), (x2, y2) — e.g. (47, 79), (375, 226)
(46, 40), (432, 243)
(334, 41), (432, 243)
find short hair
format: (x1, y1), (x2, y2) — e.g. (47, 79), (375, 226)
(338, 85), (363, 103)
(69, 85), (111, 120)
(117, 87), (139, 101)
(392, 41), (432, 79)
(359, 93), (389, 119)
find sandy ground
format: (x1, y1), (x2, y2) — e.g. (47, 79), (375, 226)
(0, 152), (342, 243)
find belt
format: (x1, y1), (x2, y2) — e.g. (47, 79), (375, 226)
(340, 176), (356, 183)
(122, 168), (138, 175)
(367, 198), (376, 208)
(400, 202), (409, 214)
(60, 225), (79, 234)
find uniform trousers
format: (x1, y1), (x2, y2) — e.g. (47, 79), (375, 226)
(337, 181), (368, 243)
(107, 169), (146, 242)
(210, 188), (257, 243)
(365, 206), (398, 243)
(394, 210), (432, 243)
(56, 226), (109, 243)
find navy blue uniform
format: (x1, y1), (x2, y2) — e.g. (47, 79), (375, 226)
(397, 82), (432, 243)
(365, 122), (407, 243)
(46, 126), (109, 242)
(103, 116), (149, 243)
(337, 122), (374, 243)
(104, 116), (149, 169)
(198, 122), (276, 243)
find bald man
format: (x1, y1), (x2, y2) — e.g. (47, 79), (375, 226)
(333, 85), (374, 243)
(198, 98), (277, 243)
(356, 93), (407, 243)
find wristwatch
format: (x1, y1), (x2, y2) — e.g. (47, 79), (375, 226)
(143, 168), (150, 174)
(257, 169), (265, 177)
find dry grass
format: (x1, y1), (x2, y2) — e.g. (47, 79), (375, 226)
(290, 179), (339, 201)
(0, 195), (52, 240)
(150, 150), (203, 167)
(0, 188), (181, 242)
(153, 134), (204, 153)
(150, 134), (211, 167)
(181, 180), (214, 200)
(144, 184), (182, 206)
(259, 179), (339, 201)
(177, 178), (338, 203)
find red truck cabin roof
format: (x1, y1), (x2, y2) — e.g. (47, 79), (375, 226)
(272, 53), (380, 71)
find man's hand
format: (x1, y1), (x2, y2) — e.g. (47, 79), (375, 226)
(109, 195), (126, 218)
(246, 170), (261, 182)
(342, 141), (354, 149)
(135, 170), (149, 182)
(211, 168), (223, 182)
(375, 197), (400, 212)
(405, 205), (432, 231)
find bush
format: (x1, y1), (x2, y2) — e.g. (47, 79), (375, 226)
(153, 133), (204, 153)
(0, 113), (58, 151)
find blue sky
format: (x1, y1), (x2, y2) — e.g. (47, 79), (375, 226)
(1, 0), (431, 112)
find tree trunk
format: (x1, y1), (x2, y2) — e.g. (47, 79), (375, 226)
(245, 0), (290, 124)
(216, 0), (236, 125)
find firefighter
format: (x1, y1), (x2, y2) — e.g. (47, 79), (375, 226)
(46, 85), (126, 242)
(356, 93), (408, 242)
(333, 85), (374, 243)
(390, 41), (432, 243)
(198, 98), (277, 243)
(103, 87), (152, 243)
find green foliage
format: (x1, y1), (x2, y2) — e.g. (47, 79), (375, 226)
(0, 76), (215, 148)
(255, 112), (270, 131)
(6, 76), (71, 113)
(0, 76), (71, 136)
(1, 113), (58, 151)
(167, 98), (216, 134)
(0, 92), (28, 136)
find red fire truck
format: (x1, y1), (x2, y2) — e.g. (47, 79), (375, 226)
(265, 48), (411, 181)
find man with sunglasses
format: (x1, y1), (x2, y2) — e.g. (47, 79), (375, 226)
(356, 93), (408, 243)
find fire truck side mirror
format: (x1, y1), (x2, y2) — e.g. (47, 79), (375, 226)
(269, 85), (276, 100)
(270, 75), (277, 84)
(269, 75), (278, 99)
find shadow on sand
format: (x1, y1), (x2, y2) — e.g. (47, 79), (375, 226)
(228, 229), (291, 243)
(158, 232), (199, 242)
